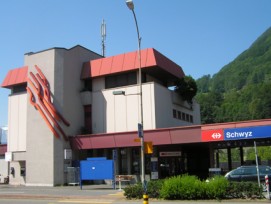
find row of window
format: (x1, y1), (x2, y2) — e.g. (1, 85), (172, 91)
(173, 109), (193, 123)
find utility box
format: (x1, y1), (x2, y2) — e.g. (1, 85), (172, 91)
(80, 157), (114, 189)
(67, 167), (80, 185)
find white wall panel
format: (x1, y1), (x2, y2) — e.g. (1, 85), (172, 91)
(8, 93), (27, 152)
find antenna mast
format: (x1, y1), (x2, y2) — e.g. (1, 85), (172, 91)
(101, 19), (106, 57)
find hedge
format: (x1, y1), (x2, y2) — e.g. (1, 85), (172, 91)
(123, 175), (264, 200)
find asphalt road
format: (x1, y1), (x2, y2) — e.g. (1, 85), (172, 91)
(0, 198), (270, 204)
(0, 184), (270, 204)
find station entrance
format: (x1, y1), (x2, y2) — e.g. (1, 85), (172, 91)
(71, 120), (271, 183)
(157, 143), (210, 179)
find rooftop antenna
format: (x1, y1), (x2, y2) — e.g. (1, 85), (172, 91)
(101, 19), (106, 57)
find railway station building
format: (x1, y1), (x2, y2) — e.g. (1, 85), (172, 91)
(1, 45), (271, 186)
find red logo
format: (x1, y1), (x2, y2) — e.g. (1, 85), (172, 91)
(202, 129), (224, 142)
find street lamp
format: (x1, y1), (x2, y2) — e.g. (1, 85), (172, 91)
(125, 0), (146, 193)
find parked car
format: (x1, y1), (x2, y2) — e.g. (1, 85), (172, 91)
(225, 165), (271, 191)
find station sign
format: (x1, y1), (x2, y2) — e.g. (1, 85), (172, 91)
(224, 125), (271, 140)
(159, 152), (181, 157)
(201, 129), (224, 142)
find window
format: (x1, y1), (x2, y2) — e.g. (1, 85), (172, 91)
(186, 114), (190, 122)
(182, 112), (186, 120)
(105, 72), (137, 89)
(173, 109), (177, 118)
(83, 105), (92, 134)
(189, 115), (193, 123)
(173, 110), (194, 124)
(12, 84), (27, 94)
(132, 148), (140, 174)
(231, 169), (241, 175)
(84, 79), (92, 91)
(177, 111), (181, 119)
(20, 161), (26, 177)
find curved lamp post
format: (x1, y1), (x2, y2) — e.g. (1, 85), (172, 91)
(125, 0), (146, 193)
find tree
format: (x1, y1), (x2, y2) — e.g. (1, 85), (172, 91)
(174, 76), (197, 104)
(245, 146), (271, 161)
(196, 91), (222, 124)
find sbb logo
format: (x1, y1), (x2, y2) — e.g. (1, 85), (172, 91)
(202, 129), (224, 142)
(212, 133), (221, 139)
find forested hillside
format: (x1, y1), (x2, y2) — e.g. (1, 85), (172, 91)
(196, 27), (271, 124)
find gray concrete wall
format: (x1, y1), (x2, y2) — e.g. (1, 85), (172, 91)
(154, 83), (201, 128)
(24, 46), (101, 186)
(25, 49), (56, 186)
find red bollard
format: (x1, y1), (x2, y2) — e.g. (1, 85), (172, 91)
(265, 175), (270, 199)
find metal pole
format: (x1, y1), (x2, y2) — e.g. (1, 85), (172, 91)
(254, 141), (261, 188)
(126, 0), (146, 194)
(131, 9), (146, 193)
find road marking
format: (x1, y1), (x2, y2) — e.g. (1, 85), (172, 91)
(0, 191), (24, 194)
(58, 199), (112, 204)
(108, 192), (124, 196)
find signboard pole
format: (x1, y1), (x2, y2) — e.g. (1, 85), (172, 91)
(254, 141), (261, 188)
(113, 149), (117, 189)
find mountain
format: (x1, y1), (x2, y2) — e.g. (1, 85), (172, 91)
(196, 27), (271, 124)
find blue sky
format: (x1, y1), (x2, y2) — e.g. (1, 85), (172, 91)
(0, 0), (271, 126)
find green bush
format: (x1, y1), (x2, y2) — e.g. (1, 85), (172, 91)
(123, 182), (143, 199)
(226, 181), (263, 199)
(205, 176), (229, 199)
(159, 176), (182, 200)
(146, 179), (164, 198)
(160, 174), (205, 200)
(124, 180), (164, 199)
(123, 175), (264, 200)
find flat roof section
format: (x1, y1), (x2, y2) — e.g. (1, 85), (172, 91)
(1, 66), (28, 88)
(2, 48), (185, 88)
(81, 48), (185, 81)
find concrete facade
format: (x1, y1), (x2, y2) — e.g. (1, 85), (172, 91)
(91, 82), (200, 134)
(5, 46), (102, 186)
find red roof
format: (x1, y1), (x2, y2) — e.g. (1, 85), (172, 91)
(2, 48), (184, 88)
(70, 125), (201, 150)
(70, 119), (271, 150)
(81, 48), (185, 80)
(1, 66), (28, 88)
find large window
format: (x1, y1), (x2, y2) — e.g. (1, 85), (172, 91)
(83, 105), (92, 134)
(12, 84), (27, 94)
(84, 79), (92, 91)
(172, 109), (194, 123)
(105, 72), (137, 89)
(132, 148), (140, 174)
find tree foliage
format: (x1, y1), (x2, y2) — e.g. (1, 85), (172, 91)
(174, 75), (197, 103)
(246, 146), (271, 161)
(196, 27), (271, 124)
